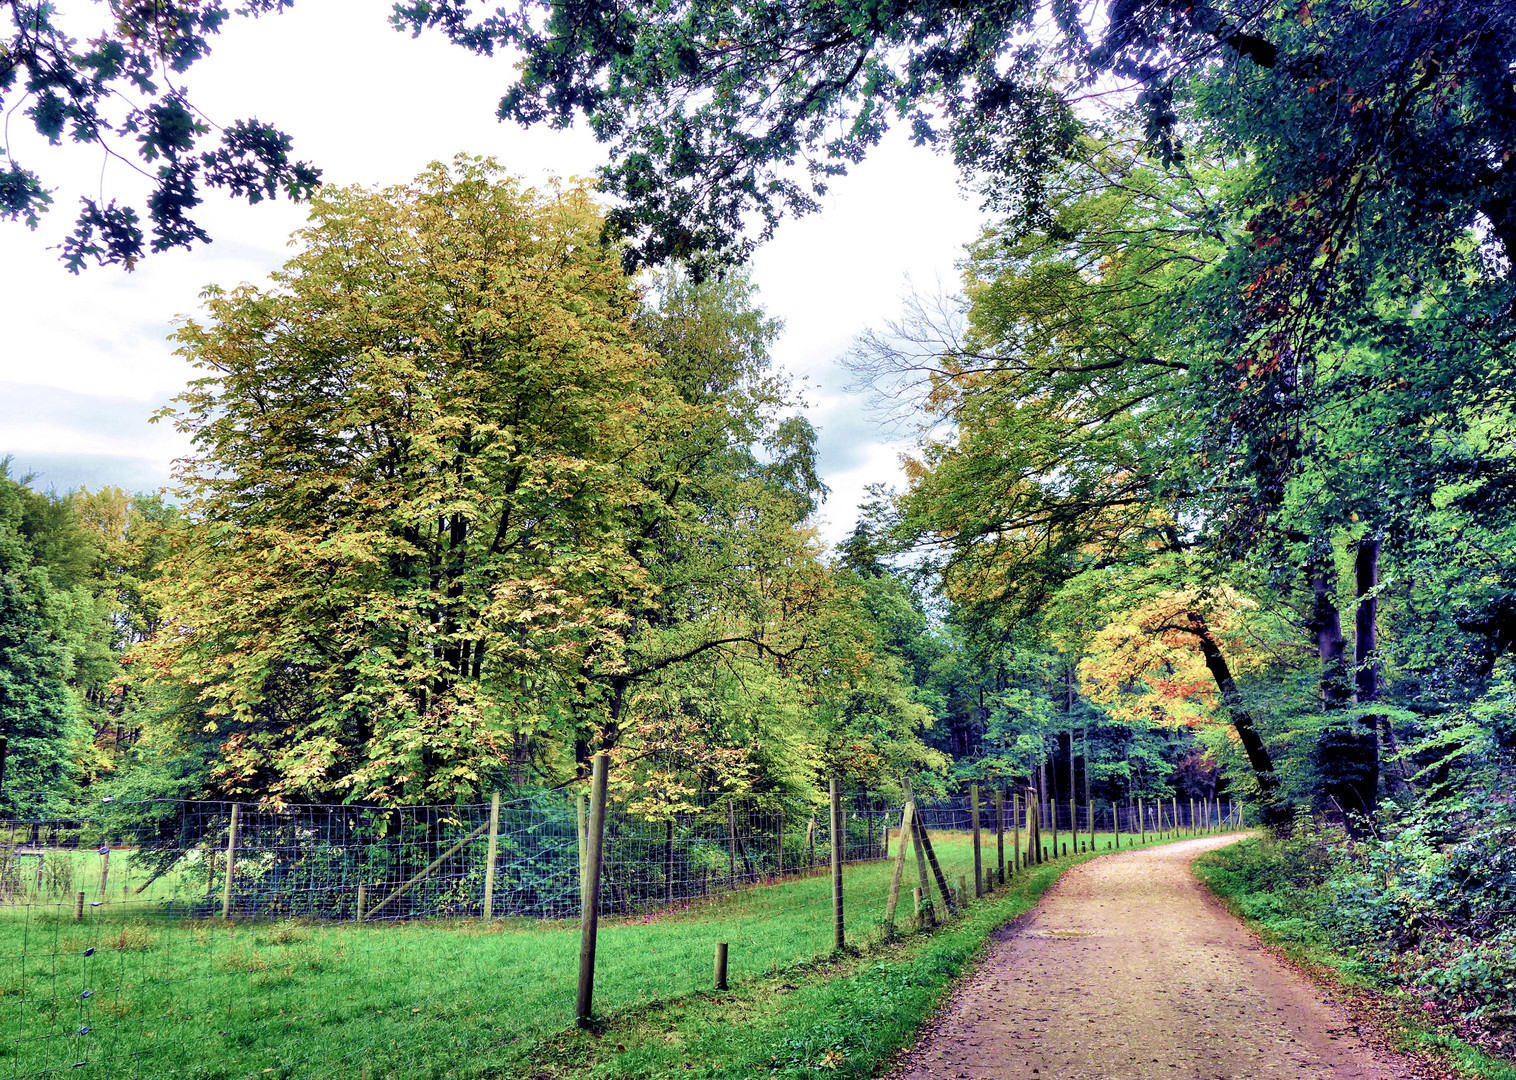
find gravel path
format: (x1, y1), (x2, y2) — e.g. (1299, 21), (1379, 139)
(893, 836), (1411, 1080)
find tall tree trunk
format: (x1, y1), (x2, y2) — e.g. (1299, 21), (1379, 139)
(1310, 558), (1377, 832)
(1183, 610), (1287, 827)
(1310, 563), (1351, 708)
(1356, 539), (1405, 797)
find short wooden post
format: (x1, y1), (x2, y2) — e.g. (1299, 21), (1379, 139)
(355, 883), (367, 922)
(74, 891), (85, 920)
(221, 803), (240, 920)
(882, 801), (916, 934)
(994, 789), (1006, 884)
(714, 942), (729, 990)
(830, 779), (845, 951)
(971, 783), (983, 897)
(575, 752), (610, 1028)
(482, 791), (501, 920)
(98, 846), (111, 899)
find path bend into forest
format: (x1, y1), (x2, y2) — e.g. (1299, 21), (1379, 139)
(893, 835), (1411, 1080)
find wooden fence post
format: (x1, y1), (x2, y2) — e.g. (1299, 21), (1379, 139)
(355, 882), (367, 922)
(714, 942), (729, 990)
(830, 779), (845, 951)
(98, 845), (111, 899)
(971, 783), (983, 898)
(482, 791), (501, 920)
(908, 797), (935, 926)
(74, 891), (85, 920)
(221, 803), (240, 920)
(912, 811), (957, 915)
(882, 800), (916, 934)
(575, 752), (609, 1028)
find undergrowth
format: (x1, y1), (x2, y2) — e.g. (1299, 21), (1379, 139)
(1195, 822), (1516, 1080)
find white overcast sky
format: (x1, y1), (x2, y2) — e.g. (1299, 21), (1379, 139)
(0, 0), (986, 547)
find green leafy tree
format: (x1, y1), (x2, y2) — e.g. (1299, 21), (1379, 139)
(146, 159), (682, 803)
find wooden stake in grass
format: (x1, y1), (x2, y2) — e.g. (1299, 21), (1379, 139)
(714, 942), (728, 990)
(482, 791), (501, 920)
(98, 844), (111, 899)
(830, 778), (845, 952)
(576, 752), (610, 1028)
(221, 803), (240, 921)
(882, 800), (916, 935)
(355, 882), (367, 922)
(74, 890), (84, 921)
(971, 783), (983, 898)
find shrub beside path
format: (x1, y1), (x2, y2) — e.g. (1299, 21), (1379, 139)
(891, 835), (1410, 1080)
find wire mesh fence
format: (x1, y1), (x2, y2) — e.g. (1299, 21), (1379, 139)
(0, 787), (1244, 1079)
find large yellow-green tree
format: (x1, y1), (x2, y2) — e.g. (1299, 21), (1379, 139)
(149, 159), (683, 803)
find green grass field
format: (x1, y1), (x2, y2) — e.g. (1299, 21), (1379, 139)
(2, 826), (1194, 1080)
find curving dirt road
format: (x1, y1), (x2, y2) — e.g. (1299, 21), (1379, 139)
(893, 836), (1412, 1080)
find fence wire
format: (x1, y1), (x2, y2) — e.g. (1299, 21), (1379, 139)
(0, 789), (1243, 1079)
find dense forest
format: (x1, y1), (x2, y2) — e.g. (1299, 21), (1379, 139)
(3, 0), (1515, 1045)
